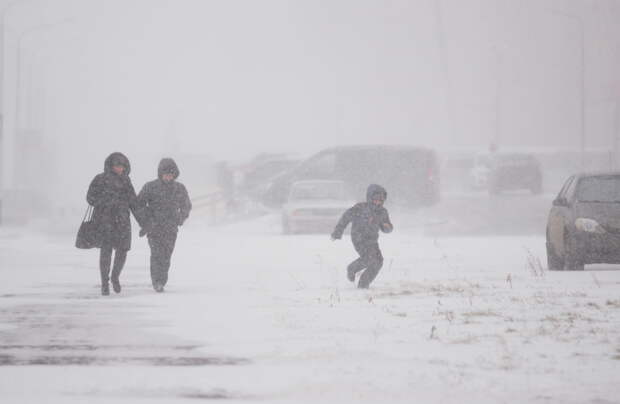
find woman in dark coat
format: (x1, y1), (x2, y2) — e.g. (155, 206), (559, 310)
(87, 152), (142, 295)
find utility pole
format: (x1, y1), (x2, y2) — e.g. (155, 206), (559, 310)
(579, 17), (586, 170)
(432, 0), (455, 144)
(494, 47), (503, 151)
(551, 10), (586, 169)
(614, 98), (620, 170)
(0, 0), (26, 225)
(15, 20), (71, 142)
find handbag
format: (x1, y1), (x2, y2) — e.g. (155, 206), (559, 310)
(75, 205), (100, 249)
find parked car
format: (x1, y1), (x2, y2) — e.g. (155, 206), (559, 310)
(469, 153), (493, 190)
(263, 145), (439, 208)
(241, 154), (301, 200)
(487, 152), (542, 194)
(546, 172), (620, 270)
(282, 180), (352, 234)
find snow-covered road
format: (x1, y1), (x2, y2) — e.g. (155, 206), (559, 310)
(1, 209), (619, 403)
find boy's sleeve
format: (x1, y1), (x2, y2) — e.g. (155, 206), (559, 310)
(136, 183), (151, 230)
(136, 183), (148, 205)
(128, 180), (146, 228)
(380, 208), (393, 233)
(331, 206), (355, 239)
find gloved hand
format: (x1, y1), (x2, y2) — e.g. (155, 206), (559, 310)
(139, 228), (147, 237)
(330, 232), (341, 241)
(381, 222), (393, 233)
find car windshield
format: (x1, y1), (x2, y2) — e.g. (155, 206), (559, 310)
(493, 154), (535, 167)
(290, 183), (345, 201)
(577, 176), (620, 202)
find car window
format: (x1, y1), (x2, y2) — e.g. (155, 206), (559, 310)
(557, 176), (574, 199)
(337, 150), (380, 178)
(290, 183), (345, 201)
(494, 153), (536, 168)
(302, 152), (336, 178)
(564, 176), (578, 201)
(576, 176), (620, 202)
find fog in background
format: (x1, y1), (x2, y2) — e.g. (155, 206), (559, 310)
(0, 0), (619, 222)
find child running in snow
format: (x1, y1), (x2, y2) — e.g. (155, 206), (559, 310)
(331, 184), (393, 289)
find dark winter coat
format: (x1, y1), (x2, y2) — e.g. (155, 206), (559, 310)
(331, 184), (393, 244)
(86, 152), (142, 250)
(137, 158), (192, 235)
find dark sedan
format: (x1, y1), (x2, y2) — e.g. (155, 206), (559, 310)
(546, 172), (620, 270)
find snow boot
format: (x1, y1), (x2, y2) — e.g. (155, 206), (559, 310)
(101, 283), (110, 296)
(347, 267), (355, 282)
(111, 278), (121, 294)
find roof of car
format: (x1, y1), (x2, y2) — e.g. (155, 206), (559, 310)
(494, 152), (535, 157)
(322, 145), (434, 153)
(575, 171), (620, 178)
(291, 180), (345, 186)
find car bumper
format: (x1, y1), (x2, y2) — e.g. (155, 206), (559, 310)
(575, 232), (620, 264)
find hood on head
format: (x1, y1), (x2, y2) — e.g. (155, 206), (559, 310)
(158, 158), (179, 180)
(104, 152), (131, 175)
(366, 184), (387, 204)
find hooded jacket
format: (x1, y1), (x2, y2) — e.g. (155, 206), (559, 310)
(137, 158), (192, 234)
(331, 184), (393, 244)
(86, 152), (141, 250)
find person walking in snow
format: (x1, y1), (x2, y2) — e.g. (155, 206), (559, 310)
(331, 184), (393, 289)
(137, 158), (191, 293)
(87, 152), (143, 296)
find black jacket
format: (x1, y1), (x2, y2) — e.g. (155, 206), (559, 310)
(86, 152), (141, 250)
(332, 184), (393, 244)
(138, 158), (192, 235)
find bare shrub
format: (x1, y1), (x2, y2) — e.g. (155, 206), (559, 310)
(524, 247), (545, 277)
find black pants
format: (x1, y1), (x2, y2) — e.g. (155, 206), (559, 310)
(348, 241), (384, 289)
(99, 246), (128, 285)
(147, 231), (177, 287)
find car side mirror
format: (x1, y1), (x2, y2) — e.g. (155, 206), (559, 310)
(553, 197), (568, 207)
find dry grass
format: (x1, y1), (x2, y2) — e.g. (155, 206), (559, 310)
(606, 299), (620, 308)
(524, 247), (545, 277)
(461, 310), (502, 319)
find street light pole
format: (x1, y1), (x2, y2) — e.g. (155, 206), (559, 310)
(578, 17), (585, 169)
(432, 0), (456, 145)
(8, 18), (71, 210)
(614, 98), (620, 170)
(493, 46), (504, 151)
(552, 10), (586, 169)
(14, 21), (70, 140)
(0, 0), (28, 225)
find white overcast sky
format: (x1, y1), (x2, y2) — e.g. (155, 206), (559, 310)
(1, 0), (619, 195)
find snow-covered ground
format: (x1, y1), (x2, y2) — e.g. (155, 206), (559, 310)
(1, 204), (620, 403)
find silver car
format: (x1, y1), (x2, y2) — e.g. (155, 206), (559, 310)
(282, 180), (352, 234)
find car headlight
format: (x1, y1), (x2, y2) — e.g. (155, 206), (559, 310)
(575, 218), (606, 234)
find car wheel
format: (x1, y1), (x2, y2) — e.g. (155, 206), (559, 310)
(563, 232), (585, 271)
(546, 236), (564, 271)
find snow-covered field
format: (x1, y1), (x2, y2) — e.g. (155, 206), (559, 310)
(1, 205), (619, 403)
